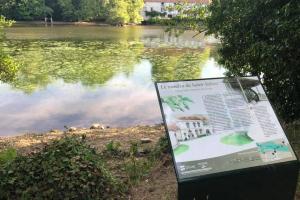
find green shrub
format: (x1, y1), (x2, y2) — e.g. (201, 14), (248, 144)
(206, 0), (300, 122)
(103, 140), (122, 157)
(145, 11), (166, 18)
(166, 1), (300, 122)
(124, 142), (151, 185)
(124, 156), (151, 185)
(144, 17), (170, 25)
(124, 137), (170, 185)
(0, 148), (17, 167)
(0, 136), (126, 200)
(149, 136), (169, 161)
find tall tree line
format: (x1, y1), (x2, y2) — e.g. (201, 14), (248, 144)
(0, 0), (144, 24)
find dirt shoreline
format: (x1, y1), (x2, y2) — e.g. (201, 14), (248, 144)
(0, 125), (165, 154)
(15, 21), (110, 26)
(14, 21), (150, 27)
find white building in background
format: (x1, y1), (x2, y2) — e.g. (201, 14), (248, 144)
(142, 0), (211, 20)
(170, 115), (214, 143)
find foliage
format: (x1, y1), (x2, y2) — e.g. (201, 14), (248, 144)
(0, 148), (17, 167)
(124, 154), (151, 185)
(165, 2), (208, 36)
(124, 141), (150, 185)
(149, 136), (169, 161)
(57, 0), (100, 21)
(0, 15), (18, 83)
(0, 136), (126, 199)
(124, 137), (169, 185)
(103, 140), (122, 157)
(166, 0), (300, 122)
(206, 0), (300, 122)
(104, 0), (144, 25)
(0, 0), (44, 20)
(16, 0), (45, 20)
(105, 0), (130, 25)
(0, 0), (144, 24)
(145, 11), (166, 18)
(127, 0), (144, 24)
(142, 16), (169, 25)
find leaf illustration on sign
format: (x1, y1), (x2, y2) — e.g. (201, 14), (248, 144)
(161, 95), (194, 112)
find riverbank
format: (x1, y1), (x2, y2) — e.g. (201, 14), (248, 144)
(0, 124), (300, 199)
(0, 125), (164, 154)
(14, 21), (151, 27)
(14, 21), (111, 26)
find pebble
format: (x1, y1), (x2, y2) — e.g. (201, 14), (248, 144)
(90, 123), (105, 130)
(140, 138), (152, 144)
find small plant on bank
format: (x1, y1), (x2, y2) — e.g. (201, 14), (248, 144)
(103, 140), (122, 157)
(149, 136), (169, 161)
(0, 135), (126, 200)
(124, 141), (151, 185)
(124, 137), (170, 185)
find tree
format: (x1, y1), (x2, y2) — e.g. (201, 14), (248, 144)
(104, 0), (130, 25)
(103, 0), (144, 25)
(57, 0), (76, 21)
(0, 0), (17, 19)
(0, 0), (46, 20)
(167, 0), (300, 122)
(56, 0), (100, 21)
(0, 16), (18, 82)
(0, 0), (144, 24)
(77, 0), (100, 21)
(15, 0), (45, 20)
(207, 0), (300, 122)
(127, 0), (144, 24)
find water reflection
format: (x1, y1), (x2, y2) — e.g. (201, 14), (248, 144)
(0, 26), (225, 136)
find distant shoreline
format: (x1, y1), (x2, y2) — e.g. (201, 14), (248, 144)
(15, 21), (111, 26)
(13, 21), (151, 27)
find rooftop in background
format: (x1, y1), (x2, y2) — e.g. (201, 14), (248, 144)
(144, 0), (211, 4)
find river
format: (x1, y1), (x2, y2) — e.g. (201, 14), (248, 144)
(0, 25), (225, 136)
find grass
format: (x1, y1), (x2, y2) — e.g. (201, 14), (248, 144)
(100, 136), (169, 187)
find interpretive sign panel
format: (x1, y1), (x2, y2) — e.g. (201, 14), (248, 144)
(155, 77), (298, 181)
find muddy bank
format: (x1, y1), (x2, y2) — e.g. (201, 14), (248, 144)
(0, 125), (165, 155)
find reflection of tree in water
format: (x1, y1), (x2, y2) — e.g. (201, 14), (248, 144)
(4, 40), (144, 93)
(148, 47), (211, 82)
(3, 39), (213, 93)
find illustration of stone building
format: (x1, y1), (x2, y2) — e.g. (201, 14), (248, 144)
(172, 115), (213, 142)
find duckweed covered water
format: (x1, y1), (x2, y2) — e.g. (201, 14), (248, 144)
(0, 25), (225, 136)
